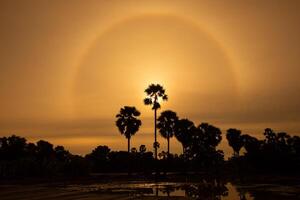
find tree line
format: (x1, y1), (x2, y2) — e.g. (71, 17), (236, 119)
(115, 84), (300, 174)
(0, 84), (299, 178)
(0, 128), (299, 178)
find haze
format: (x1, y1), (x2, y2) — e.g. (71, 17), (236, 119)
(1, 0), (300, 157)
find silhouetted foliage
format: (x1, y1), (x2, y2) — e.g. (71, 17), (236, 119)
(144, 84), (168, 110)
(1, 124), (300, 179)
(85, 145), (111, 172)
(226, 128), (300, 175)
(226, 128), (244, 157)
(0, 135), (89, 178)
(242, 134), (261, 158)
(174, 118), (195, 154)
(116, 106), (141, 153)
(182, 123), (224, 171)
(139, 144), (146, 153)
(157, 110), (178, 157)
(144, 83), (168, 160)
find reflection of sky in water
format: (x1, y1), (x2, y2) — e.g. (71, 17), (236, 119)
(1, 180), (299, 200)
(223, 183), (253, 200)
(64, 182), (254, 199)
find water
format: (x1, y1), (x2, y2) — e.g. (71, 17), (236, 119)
(1, 180), (299, 199)
(62, 181), (300, 199)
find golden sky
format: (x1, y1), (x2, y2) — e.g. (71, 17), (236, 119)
(0, 0), (300, 157)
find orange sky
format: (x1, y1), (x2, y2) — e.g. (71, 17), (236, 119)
(0, 0), (300, 158)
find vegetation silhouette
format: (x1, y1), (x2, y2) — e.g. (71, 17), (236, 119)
(184, 123), (224, 173)
(157, 110), (178, 157)
(174, 118), (195, 155)
(1, 127), (300, 178)
(0, 83), (300, 193)
(144, 83), (168, 160)
(115, 106), (141, 153)
(0, 135), (88, 178)
(226, 128), (244, 157)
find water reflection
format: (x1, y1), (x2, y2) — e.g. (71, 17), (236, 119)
(1, 179), (299, 200)
(151, 181), (229, 199)
(63, 180), (300, 199)
(65, 181), (254, 199)
(182, 181), (228, 200)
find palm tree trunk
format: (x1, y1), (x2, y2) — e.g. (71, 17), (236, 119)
(182, 145), (186, 161)
(127, 137), (131, 175)
(128, 137), (130, 154)
(154, 108), (157, 160)
(167, 136), (170, 158)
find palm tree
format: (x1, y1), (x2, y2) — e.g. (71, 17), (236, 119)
(116, 106), (142, 153)
(242, 134), (261, 156)
(144, 84), (168, 160)
(174, 119), (195, 154)
(226, 128), (244, 157)
(197, 123), (222, 148)
(157, 110), (178, 157)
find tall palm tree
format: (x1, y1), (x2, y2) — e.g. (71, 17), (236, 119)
(144, 84), (168, 160)
(174, 119), (195, 154)
(116, 106), (142, 153)
(157, 110), (178, 157)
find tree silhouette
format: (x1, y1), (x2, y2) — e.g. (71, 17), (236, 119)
(289, 136), (300, 156)
(157, 110), (178, 157)
(139, 145), (146, 153)
(174, 118), (195, 154)
(5, 135), (27, 160)
(185, 123), (223, 169)
(36, 140), (54, 160)
(1, 127), (300, 177)
(197, 123), (222, 148)
(86, 146), (110, 162)
(226, 128), (244, 157)
(55, 145), (70, 162)
(131, 147), (137, 153)
(264, 128), (276, 144)
(242, 134), (261, 159)
(144, 83), (168, 160)
(116, 106), (142, 153)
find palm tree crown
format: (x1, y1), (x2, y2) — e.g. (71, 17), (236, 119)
(174, 119), (195, 153)
(116, 106), (141, 153)
(158, 110), (178, 138)
(197, 123), (222, 148)
(157, 110), (178, 156)
(144, 84), (168, 110)
(226, 128), (244, 157)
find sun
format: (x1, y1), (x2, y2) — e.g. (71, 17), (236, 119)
(72, 14), (237, 119)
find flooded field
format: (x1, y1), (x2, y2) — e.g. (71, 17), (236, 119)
(1, 180), (300, 200)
